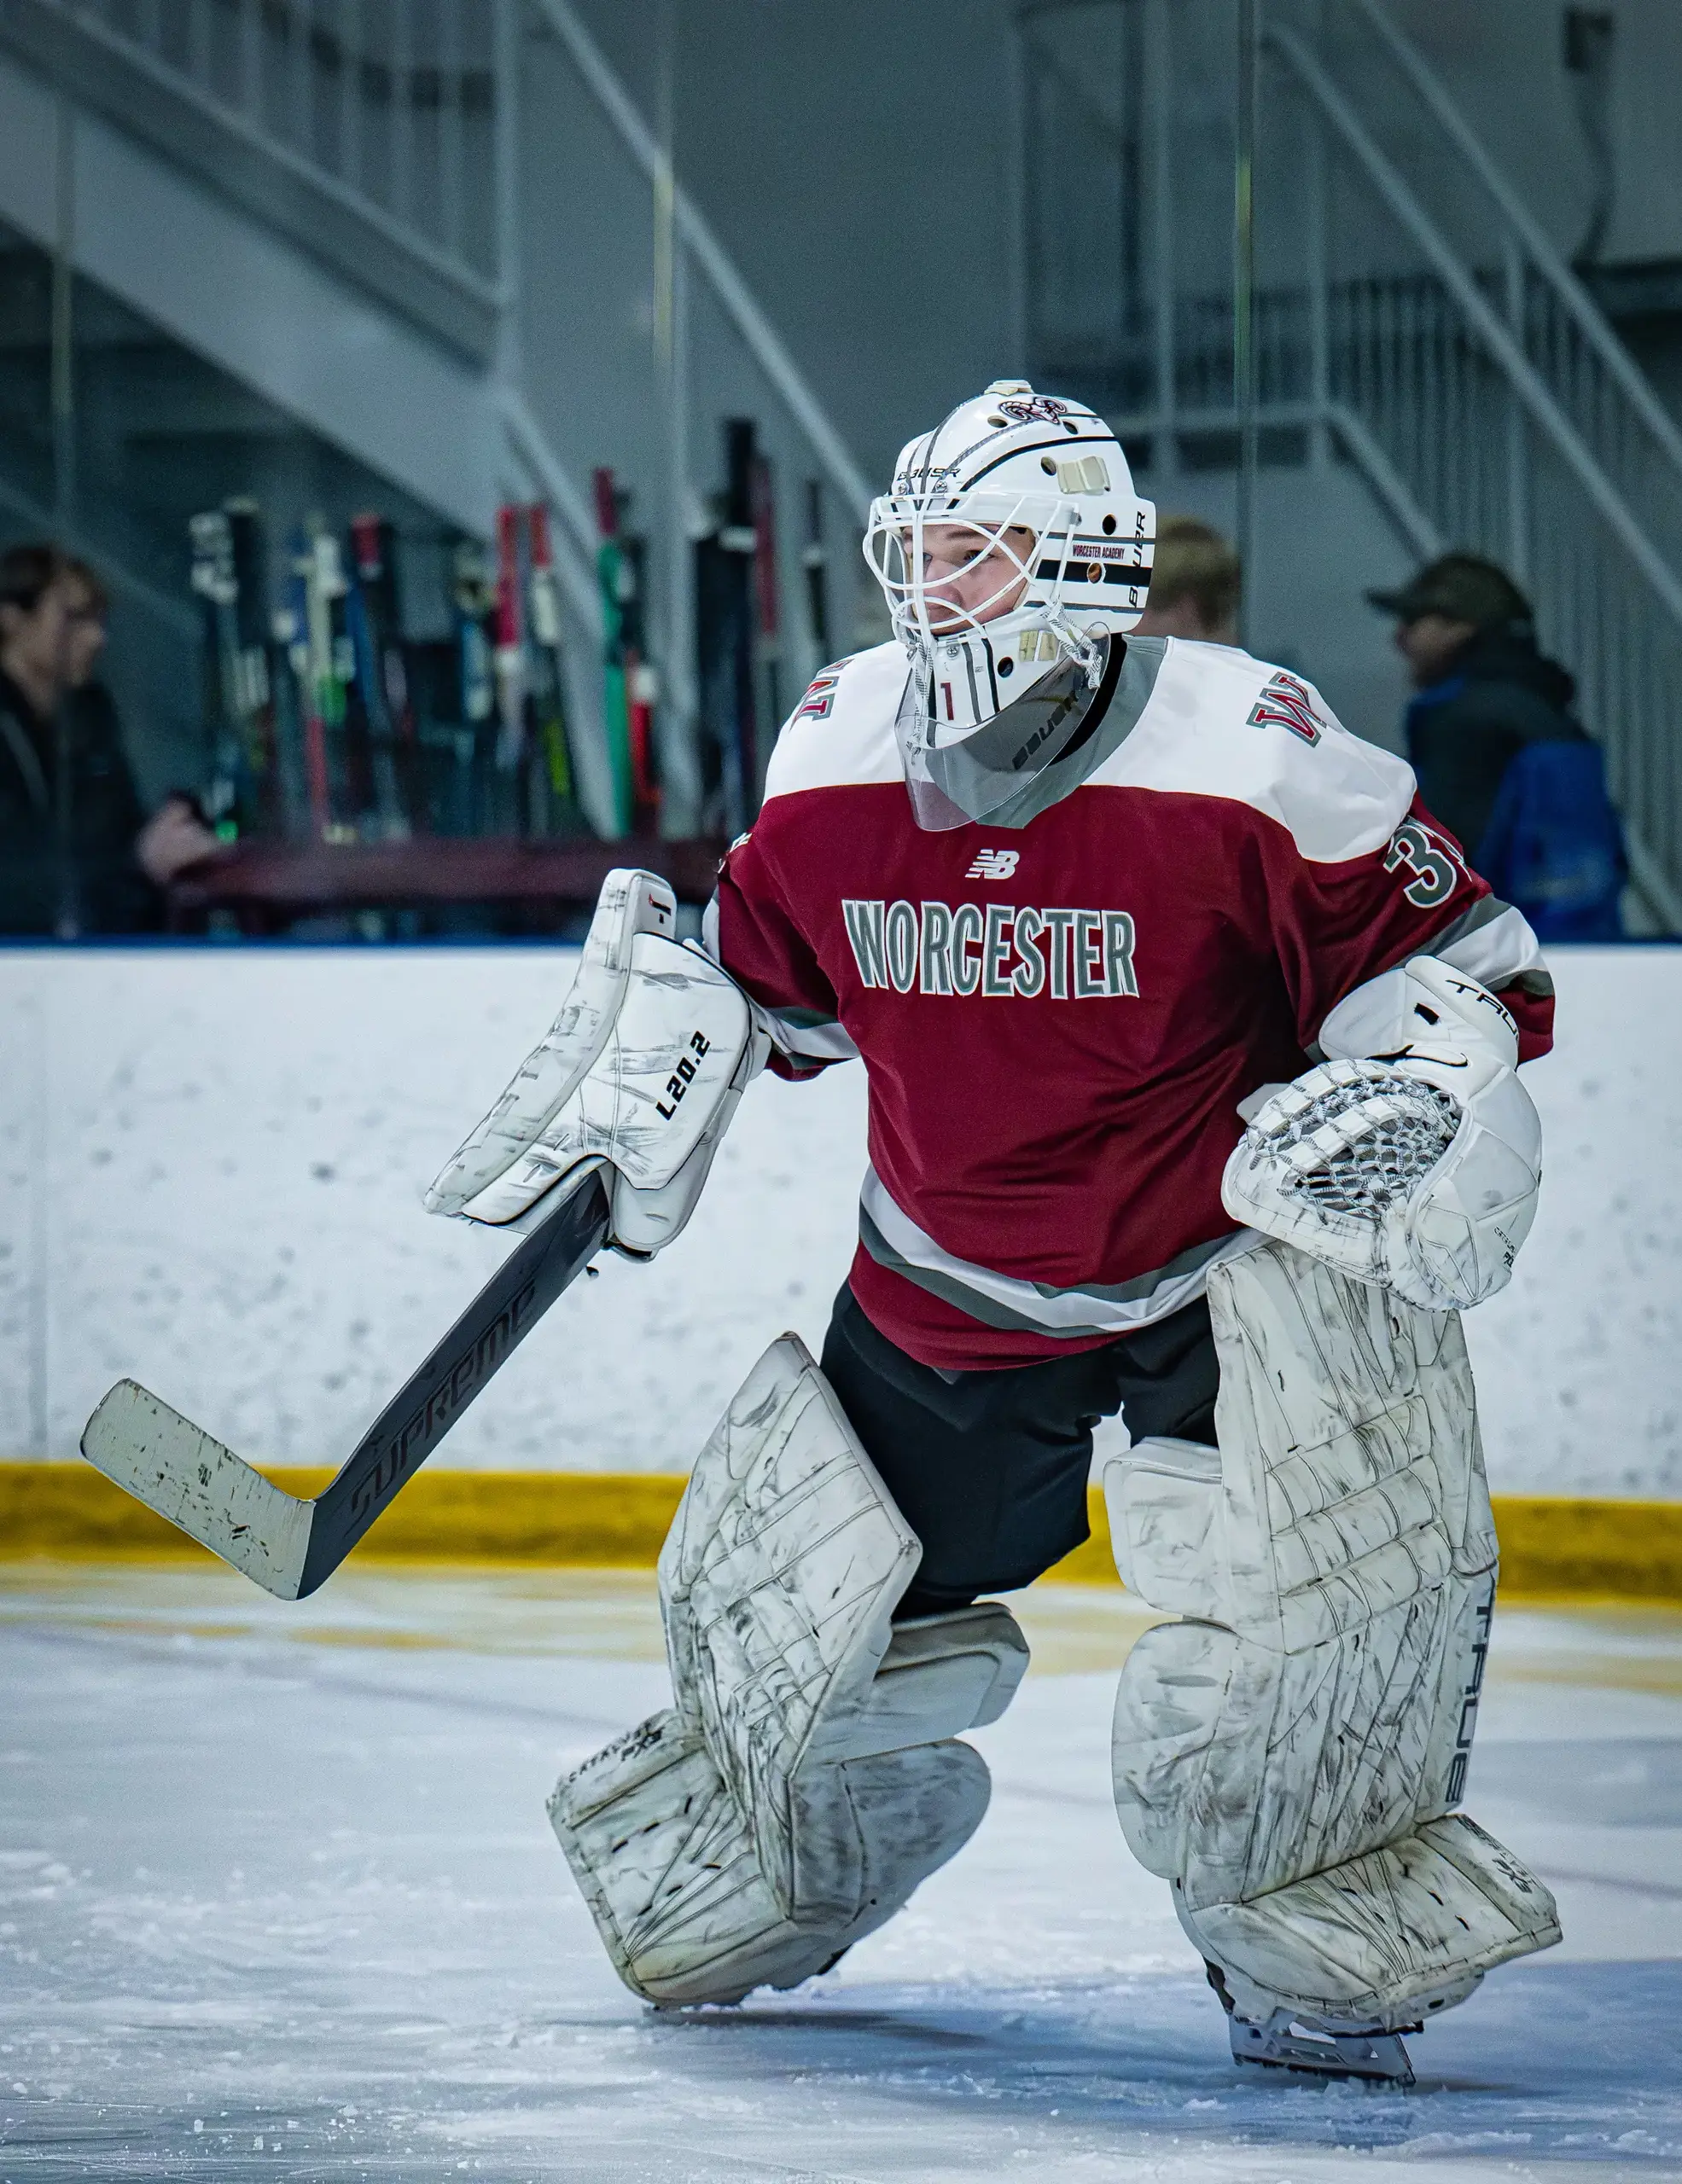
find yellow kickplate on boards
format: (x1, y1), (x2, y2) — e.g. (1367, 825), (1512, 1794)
(0, 1464), (1678, 1605)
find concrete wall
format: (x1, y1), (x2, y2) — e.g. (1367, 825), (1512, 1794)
(0, 46), (503, 537)
(12, 2), (1639, 792)
(1388, 0), (1682, 270)
(1, 942), (1676, 1499)
(565, 0), (1682, 500)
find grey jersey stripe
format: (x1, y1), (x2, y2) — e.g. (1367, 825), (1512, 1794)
(858, 1167), (1250, 1339)
(771, 1015), (859, 1063)
(1424, 896), (1553, 999)
(701, 890), (858, 1064)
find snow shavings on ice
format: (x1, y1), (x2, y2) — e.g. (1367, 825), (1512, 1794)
(0, 1567), (1679, 2181)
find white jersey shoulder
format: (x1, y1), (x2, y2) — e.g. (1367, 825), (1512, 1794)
(763, 642), (909, 802)
(763, 634), (1419, 867)
(1091, 638), (1417, 864)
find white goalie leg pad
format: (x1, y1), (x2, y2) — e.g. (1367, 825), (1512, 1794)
(549, 1335), (1027, 2005)
(1108, 1237), (1558, 2045)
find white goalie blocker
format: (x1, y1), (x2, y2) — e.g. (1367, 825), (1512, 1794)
(425, 868), (768, 1256)
(550, 1336), (1028, 2006)
(1107, 1238), (1559, 2080)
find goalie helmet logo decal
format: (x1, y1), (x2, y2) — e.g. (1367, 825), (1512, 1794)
(996, 394), (1069, 426)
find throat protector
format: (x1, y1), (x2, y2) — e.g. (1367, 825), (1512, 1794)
(894, 638), (1121, 829)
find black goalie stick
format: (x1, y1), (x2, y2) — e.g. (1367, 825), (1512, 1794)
(79, 1169), (612, 1601)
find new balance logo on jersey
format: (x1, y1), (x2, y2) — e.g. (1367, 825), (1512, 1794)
(965, 848), (1019, 880)
(1247, 670), (1324, 746)
(842, 897), (1138, 1001)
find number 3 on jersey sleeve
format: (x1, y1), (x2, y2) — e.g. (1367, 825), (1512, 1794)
(1383, 817), (1462, 909)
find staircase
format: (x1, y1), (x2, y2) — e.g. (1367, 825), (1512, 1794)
(1020, 0), (1682, 930)
(0, 0), (871, 837)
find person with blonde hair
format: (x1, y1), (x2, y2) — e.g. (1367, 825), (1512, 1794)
(1132, 513), (1242, 642)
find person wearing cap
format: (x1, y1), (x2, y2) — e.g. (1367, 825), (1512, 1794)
(1369, 552), (1624, 939)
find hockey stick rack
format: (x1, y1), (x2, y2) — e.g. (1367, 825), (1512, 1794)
(79, 1170), (611, 1601)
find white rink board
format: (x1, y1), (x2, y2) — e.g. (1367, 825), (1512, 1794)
(0, 943), (1677, 1496)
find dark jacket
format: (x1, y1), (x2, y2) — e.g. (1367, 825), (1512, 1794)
(1403, 622), (1584, 855)
(0, 671), (157, 935)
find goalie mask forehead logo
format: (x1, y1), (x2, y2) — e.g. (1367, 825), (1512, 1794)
(996, 394), (1069, 426)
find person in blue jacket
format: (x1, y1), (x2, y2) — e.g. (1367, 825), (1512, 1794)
(1370, 552), (1626, 940)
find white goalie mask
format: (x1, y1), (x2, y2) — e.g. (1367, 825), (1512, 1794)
(863, 381), (1155, 828)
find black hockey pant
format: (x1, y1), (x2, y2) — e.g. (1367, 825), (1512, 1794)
(819, 1281), (1219, 1620)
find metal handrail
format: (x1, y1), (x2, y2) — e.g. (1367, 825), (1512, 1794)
(1016, 0), (1682, 925)
(44, 0), (500, 306)
(498, 386), (602, 632)
(1353, 0), (1682, 482)
(0, 470), (200, 642)
(529, 0), (873, 524)
(1267, 20), (1682, 638)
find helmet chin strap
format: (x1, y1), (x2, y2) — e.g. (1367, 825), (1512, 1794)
(1041, 608), (1106, 688)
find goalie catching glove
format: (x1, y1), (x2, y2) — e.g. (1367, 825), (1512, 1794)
(1221, 956), (1541, 1312)
(425, 868), (769, 1258)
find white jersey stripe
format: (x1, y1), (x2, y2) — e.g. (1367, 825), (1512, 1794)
(768, 1014), (860, 1065)
(1429, 899), (1551, 994)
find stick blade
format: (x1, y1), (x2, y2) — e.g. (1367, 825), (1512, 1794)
(80, 1380), (313, 1600)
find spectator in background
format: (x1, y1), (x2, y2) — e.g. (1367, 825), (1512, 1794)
(1369, 553), (1625, 940)
(0, 543), (218, 936)
(1132, 514), (1242, 643)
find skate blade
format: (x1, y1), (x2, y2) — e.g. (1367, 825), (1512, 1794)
(1230, 2013), (1416, 2085)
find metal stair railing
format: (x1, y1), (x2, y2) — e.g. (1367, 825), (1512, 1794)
(1265, 4), (1682, 927)
(8, 0), (880, 839)
(1016, 0), (1682, 924)
(1347, 0), (1682, 590)
(529, 0), (871, 526)
(20, 0), (501, 324)
(516, 0), (878, 832)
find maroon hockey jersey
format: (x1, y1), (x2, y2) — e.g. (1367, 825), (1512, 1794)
(713, 635), (1554, 1371)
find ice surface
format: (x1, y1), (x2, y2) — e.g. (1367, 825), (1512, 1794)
(2, 1567), (1679, 2181)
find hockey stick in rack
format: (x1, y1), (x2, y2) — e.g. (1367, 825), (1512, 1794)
(79, 1168), (612, 1602)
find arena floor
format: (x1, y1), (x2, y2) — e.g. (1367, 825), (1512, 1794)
(3, 1565), (1679, 2181)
